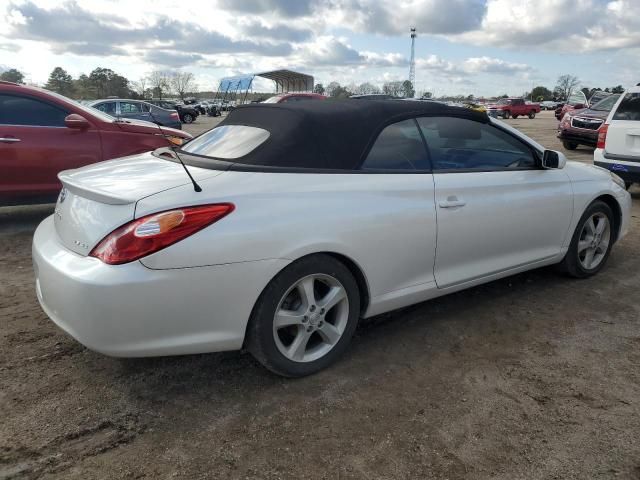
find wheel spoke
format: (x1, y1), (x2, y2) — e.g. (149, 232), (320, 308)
(317, 322), (341, 345)
(287, 329), (312, 361)
(596, 239), (609, 254)
(578, 239), (591, 253)
(274, 309), (304, 328)
(318, 286), (346, 312)
(297, 277), (316, 308)
(585, 217), (596, 236)
(595, 216), (607, 234)
(583, 248), (595, 269)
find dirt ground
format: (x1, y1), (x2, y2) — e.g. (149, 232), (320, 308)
(1, 111), (639, 480)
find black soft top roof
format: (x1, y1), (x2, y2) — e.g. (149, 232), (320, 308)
(217, 99), (489, 171)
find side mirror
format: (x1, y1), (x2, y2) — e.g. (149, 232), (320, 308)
(64, 114), (90, 129)
(541, 149), (566, 169)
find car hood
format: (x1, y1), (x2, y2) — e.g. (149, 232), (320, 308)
(113, 118), (190, 138)
(570, 108), (609, 120)
(563, 160), (611, 182)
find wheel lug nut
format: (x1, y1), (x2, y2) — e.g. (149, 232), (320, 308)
(302, 316), (308, 323)
(310, 305), (316, 312)
(320, 308), (325, 314)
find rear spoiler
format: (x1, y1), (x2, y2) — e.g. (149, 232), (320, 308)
(58, 171), (136, 205)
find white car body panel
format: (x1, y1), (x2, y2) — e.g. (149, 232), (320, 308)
(32, 124), (632, 358)
(432, 169), (573, 287)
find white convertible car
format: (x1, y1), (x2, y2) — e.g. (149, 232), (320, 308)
(33, 100), (632, 376)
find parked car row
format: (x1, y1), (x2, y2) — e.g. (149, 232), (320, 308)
(0, 81), (191, 205)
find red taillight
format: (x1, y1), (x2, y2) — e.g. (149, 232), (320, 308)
(597, 123), (609, 149)
(170, 112), (179, 119)
(89, 203), (234, 265)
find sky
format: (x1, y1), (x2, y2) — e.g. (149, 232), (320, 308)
(1, 0), (639, 97)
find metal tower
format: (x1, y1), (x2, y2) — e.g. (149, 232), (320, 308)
(409, 27), (416, 87)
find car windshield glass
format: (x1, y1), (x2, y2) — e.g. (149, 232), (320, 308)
(496, 99), (510, 105)
(262, 96), (282, 103)
(590, 95), (619, 111)
(181, 125), (270, 159)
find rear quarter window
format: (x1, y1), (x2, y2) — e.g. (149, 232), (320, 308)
(612, 93), (640, 121)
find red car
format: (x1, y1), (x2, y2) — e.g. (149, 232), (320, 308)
(262, 93), (327, 103)
(0, 81), (192, 206)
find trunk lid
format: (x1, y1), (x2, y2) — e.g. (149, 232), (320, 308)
(55, 151), (222, 255)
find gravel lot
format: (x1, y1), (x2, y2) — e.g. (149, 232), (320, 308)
(1, 111), (639, 480)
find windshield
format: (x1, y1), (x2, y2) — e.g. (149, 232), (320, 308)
(181, 125), (270, 159)
(262, 96), (282, 103)
(590, 94), (620, 111)
(496, 99), (510, 105)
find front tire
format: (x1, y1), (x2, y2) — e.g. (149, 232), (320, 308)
(563, 141), (578, 150)
(558, 200), (614, 278)
(528, 111), (536, 119)
(182, 113), (194, 124)
(512, 114), (519, 119)
(503, 111), (510, 119)
(246, 254), (360, 377)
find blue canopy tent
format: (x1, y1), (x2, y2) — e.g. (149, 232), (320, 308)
(214, 69), (314, 104)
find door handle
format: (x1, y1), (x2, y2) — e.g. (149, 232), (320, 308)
(0, 137), (20, 143)
(438, 196), (466, 208)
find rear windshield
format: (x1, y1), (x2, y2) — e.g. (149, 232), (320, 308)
(590, 94), (619, 112)
(612, 93), (640, 121)
(262, 96), (282, 103)
(181, 125), (270, 159)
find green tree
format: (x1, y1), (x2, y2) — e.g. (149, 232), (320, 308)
(45, 67), (74, 97)
(402, 80), (415, 98)
(610, 85), (624, 94)
(88, 68), (131, 98)
(530, 86), (552, 101)
(313, 83), (325, 95)
(0, 68), (25, 83)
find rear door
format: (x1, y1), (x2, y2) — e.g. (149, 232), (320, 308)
(0, 93), (101, 203)
(119, 101), (152, 122)
(605, 92), (640, 161)
(417, 116), (573, 288)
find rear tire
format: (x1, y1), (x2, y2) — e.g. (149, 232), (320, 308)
(246, 254), (360, 377)
(183, 113), (194, 124)
(503, 111), (510, 119)
(563, 141), (578, 150)
(512, 114), (519, 119)
(558, 200), (614, 278)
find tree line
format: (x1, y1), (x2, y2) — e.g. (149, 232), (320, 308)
(528, 74), (625, 102)
(1, 66), (197, 101)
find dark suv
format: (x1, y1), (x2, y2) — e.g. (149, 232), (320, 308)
(146, 100), (199, 124)
(557, 94), (620, 150)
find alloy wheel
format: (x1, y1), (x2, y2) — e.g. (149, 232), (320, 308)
(273, 274), (349, 363)
(577, 212), (610, 270)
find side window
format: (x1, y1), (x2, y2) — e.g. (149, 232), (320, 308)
(361, 119), (429, 171)
(120, 102), (143, 114)
(94, 102), (116, 115)
(140, 103), (150, 112)
(417, 117), (536, 171)
(612, 93), (640, 121)
(0, 94), (67, 127)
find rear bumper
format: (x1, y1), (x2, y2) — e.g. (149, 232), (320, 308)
(33, 216), (289, 357)
(594, 148), (640, 184)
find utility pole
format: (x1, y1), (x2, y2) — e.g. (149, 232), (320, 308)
(409, 27), (416, 88)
